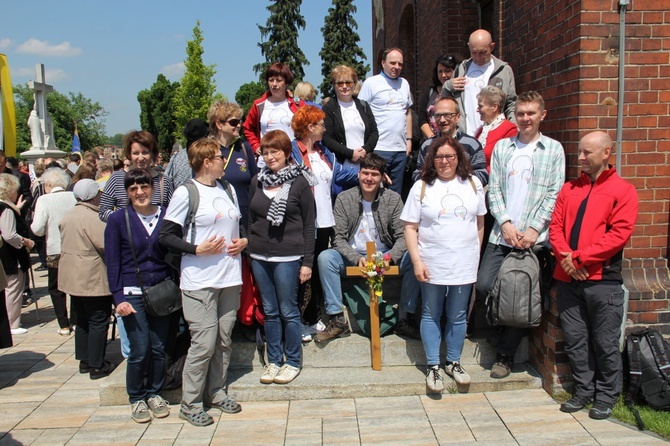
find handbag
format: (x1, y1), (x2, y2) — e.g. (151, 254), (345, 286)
(124, 209), (182, 317)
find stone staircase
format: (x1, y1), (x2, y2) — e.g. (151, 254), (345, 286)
(99, 329), (541, 405)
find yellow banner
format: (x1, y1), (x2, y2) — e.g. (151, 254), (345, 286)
(0, 54), (17, 156)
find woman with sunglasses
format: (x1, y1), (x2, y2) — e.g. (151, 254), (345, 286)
(105, 169), (173, 423)
(243, 63), (302, 157)
(322, 65), (378, 170)
(208, 101), (258, 229)
(419, 55), (460, 140)
(401, 135), (485, 394)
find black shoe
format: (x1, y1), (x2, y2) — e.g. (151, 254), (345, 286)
(560, 395), (593, 413)
(21, 297), (34, 308)
(395, 318), (421, 340)
(315, 317), (351, 344)
(79, 361), (91, 374)
(589, 401), (613, 420)
(35, 265), (48, 272)
(490, 353), (514, 379)
(90, 361), (117, 380)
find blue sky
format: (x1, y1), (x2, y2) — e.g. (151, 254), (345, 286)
(0, 0), (373, 136)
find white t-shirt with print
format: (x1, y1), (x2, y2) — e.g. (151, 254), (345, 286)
(358, 74), (412, 152)
(260, 99), (295, 141)
(164, 181), (242, 291)
(464, 60), (495, 135)
(309, 153), (335, 228)
(401, 176), (486, 285)
(350, 199), (388, 255)
(339, 99), (365, 169)
(501, 141), (536, 247)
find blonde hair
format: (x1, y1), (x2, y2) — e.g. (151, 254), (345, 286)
(294, 81), (316, 102)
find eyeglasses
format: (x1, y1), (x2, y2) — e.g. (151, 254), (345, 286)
(314, 121), (326, 128)
(434, 112), (458, 120)
(434, 154), (457, 162)
(261, 149), (283, 159)
(221, 118), (241, 127)
(127, 184), (152, 194)
(210, 155), (223, 161)
(335, 81), (354, 87)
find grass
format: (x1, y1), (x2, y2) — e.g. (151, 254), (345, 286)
(554, 391), (670, 440)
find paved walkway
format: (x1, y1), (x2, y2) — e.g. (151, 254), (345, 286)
(0, 268), (667, 445)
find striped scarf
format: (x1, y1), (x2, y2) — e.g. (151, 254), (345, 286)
(258, 163), (317, 226)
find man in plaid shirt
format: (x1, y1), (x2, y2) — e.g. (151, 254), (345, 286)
(475, 91), (565, 379)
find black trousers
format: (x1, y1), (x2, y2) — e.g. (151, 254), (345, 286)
(71, 295), (113, 369)
(48, 267), (71, 329)
(557, 280), (624, 405)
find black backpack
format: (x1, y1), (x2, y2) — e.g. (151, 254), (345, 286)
(624, 328), (670, 430)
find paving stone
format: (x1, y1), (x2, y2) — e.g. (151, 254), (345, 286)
(31, 427), (78, 446)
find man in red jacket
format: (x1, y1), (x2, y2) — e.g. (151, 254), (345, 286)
(549, 131), (638, 420)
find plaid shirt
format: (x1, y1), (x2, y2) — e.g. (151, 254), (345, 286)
(488, 133), (565, 245)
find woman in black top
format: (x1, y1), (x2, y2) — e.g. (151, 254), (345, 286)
(248, 130), (315, 386)
(418, 55), (460, 140)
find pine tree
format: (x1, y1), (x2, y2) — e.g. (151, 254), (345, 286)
(172, 20), (218, 144)
(319, 0), (370, 98)
(254, 0), (309, 84)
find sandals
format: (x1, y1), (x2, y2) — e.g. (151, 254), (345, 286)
(208, 397), (242, 414)
(179, 409), (214, 427)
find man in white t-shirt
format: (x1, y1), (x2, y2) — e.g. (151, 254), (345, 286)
(442, 29), (517, 135)
(475, 91), (565, 379)
(358, 48), (413, 195)
(315, 154), (412, 344)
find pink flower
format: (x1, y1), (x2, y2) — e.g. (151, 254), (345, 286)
(383, 253), (391, 262)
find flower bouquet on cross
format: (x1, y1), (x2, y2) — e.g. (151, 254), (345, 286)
(364, 252), (392, 297)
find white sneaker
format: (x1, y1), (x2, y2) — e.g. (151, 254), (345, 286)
(260, 363), (280, 384)
(301, 324), (312, 343)
(311, 320), (326, 333)
(274, 364), (301, 384)
(11, 327), (27, 335)
(445, 361), (471, 385)
(426, 365), (444, 393)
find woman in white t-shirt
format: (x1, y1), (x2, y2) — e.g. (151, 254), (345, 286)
(401, 135), (486, 393)
(290, 105), (358, 326)
(160, 138), (247, 426)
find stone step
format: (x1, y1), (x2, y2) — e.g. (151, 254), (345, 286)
(100, 361), (541, 405)
(231, 331), (529, 368)
(99, 332), (538, 406)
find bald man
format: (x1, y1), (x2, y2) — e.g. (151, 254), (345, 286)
(549, 131), (639, 420)
(442, 29), (517, 135)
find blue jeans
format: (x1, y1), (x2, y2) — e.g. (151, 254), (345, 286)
(318, 249), (413, 316)
(115, 314), (130, 358)
(375, 150), (406, 195)
(420, 283), (472, 365)
(251, 259), (302, 368)
(122, 294), (171, 404)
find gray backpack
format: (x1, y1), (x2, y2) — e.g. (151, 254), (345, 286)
(486, 249), (542, 328)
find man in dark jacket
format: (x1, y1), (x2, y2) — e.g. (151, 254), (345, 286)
(550, 131), (638, 420)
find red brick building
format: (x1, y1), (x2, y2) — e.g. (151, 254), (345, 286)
(372, 0), (670, 392)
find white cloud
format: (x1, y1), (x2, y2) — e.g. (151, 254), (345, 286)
(10, 67), (67, 83)
(0, 38), (13, 50)
(16, 38), (81, 56)
(13, 67), (34, 78)
(161, 62), (185, 79)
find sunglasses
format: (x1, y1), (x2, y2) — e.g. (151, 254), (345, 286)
(335, 81), (354, 87)
(221, 119), (241, 127)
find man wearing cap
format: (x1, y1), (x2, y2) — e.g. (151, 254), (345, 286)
(59, 179), (116, 379)
(165, 119), (209, 189)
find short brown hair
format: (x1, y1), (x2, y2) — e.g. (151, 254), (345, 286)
(123, 130), (159, 163)
(517, 91), (545, 111)
(188, 138), (220, 172)
(208, 101), (243, 136)
(265, 62), (294, 85)
(382, 47), (403, 61)
(260, 130), (292, 159)
(421, 135), (472, 185)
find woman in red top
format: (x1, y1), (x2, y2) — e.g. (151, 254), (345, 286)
(475, 86), (518, 172)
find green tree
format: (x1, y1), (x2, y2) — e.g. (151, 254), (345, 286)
(106, 133), (124, 147)
(254, 0), (309, 84)
(235, 81), (267, 114)
(319, 0), (370, 98)
(138, 74), (179, 154)
(172, 20), (218, 144)
(13, 84), (107, 154)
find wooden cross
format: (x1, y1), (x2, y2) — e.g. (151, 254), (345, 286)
(345, 241), (399, 371)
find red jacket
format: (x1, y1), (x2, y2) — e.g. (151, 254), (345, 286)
(242, 91), (302, 152)
(549, 167), (638, 283)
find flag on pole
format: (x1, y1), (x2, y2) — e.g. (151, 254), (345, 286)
(72, 126), (81, 152)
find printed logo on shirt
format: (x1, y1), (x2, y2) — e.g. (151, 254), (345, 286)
(236, 158), (247, 172)
(508, 155), (533, 183)
(440, 194), (468, 220)
(213, 197), (240, 222)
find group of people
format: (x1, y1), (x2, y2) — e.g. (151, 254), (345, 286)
(0, 27), (640, 428)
